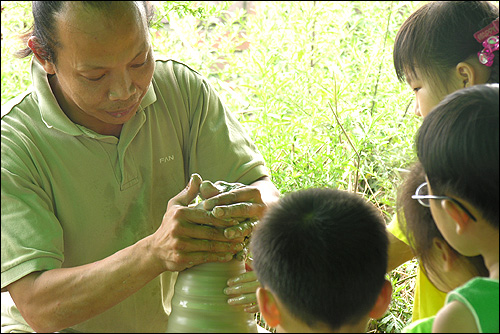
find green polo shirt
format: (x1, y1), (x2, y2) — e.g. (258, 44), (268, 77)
(1, 57), (269, 332)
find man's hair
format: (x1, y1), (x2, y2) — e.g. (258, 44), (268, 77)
(416, 83), (499, 227)
(397, 161), (489, 291)
(251, 188), (388, 331)
(15, 1), (155, 64)
(393, 1), (499, 96)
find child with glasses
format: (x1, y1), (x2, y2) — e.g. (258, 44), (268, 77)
(250, 188), (392, 333)
(396, 161), (489, 333)
(388, 1), (499, 324)
(415, 83), (499, 333)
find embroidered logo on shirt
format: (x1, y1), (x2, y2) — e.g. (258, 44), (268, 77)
(159, 155), (175, 163)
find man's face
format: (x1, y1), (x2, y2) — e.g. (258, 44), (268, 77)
(47, 3), (155, 134)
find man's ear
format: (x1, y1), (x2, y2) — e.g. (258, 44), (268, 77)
(256, 286), (281, 328)
(441, 200), (473, 235)
(432, 237), (458, 272)
(27, 36), (56, 75)
(368, 280), (392, 319)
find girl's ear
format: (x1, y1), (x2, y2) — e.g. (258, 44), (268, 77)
(432, 237), (458, 272)
(256, 287), (281, 328)
(28, 36), (56, 75)
(455, 59), (490, 87)
(455, 61), (475, 88)
(441, 200), (473, 235)
(368, 280), (392, 319)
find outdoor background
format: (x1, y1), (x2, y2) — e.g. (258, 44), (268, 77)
(2, 1), (427, 332)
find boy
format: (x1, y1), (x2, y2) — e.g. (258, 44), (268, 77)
(251, 188), (392, 332)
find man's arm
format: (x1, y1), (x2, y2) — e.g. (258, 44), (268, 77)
(6, 174), (243, 332)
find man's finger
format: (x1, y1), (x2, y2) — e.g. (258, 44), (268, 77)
(211, 203), (265, 220)
(179, 207), (240, 228)
(170, 173), (202, 207)
(203, 187), (262, 211)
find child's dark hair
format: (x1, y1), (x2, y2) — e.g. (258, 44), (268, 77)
(416, 83), (499, 227)
(251, 188), (388, 331)
(397, 161), (489, 291)
(14, 1), (155, 64)
(394, 1), (499, 94)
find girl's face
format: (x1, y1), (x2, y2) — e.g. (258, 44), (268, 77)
(406, 59), (491, 118)
(406, 75), (443, 118)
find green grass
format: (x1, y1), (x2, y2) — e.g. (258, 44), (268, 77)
(1, 1), (425, 332)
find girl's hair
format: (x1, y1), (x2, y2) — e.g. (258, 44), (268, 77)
(14, 1), (156, 64)
(251, 188), (388, 331)
(397, 161), (489, 291)
(416, 83), (499, 227)
(394, 1), (499, 94)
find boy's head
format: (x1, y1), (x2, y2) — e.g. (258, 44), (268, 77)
(393, 1), (498, 117)
(416, 83), (499, 256)
(397, 161), (489, 293)
(251, 188), (391, 333)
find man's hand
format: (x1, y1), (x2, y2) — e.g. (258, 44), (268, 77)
(149, 174), (245, 272)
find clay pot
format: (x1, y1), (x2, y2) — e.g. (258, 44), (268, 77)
(166, 259), (258, 333)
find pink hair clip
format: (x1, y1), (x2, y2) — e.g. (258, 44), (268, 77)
(474, 18), (499, 67)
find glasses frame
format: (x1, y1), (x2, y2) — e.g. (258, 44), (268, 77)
(412, 182), (477, 222)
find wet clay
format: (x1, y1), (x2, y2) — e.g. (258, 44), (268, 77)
(166, 180), (258, 333)
(166, 259), (258, 333)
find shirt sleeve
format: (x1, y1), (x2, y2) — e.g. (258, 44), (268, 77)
(387, 212), (409, 244)
(1, 126), (64, 289)
(174, 61), (269, 185)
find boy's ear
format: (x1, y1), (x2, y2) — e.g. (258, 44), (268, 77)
(256, 286), (281, 328)
(441, 200), (473, 235)
(432, 237), (458, 272)
(28, 36), (56, 75)
(368, 280), (392, 319)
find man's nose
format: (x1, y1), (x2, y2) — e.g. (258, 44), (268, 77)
(108, 71), (137, 101)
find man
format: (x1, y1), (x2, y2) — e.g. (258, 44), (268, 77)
(1, 1), (279, 332)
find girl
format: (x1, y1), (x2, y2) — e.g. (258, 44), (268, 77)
(396, 161), (489, 332)
(388, 0), (499, 323)
(415, 83), (498, 333)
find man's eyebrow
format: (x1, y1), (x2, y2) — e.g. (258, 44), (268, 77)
(78, 45), (147, 71)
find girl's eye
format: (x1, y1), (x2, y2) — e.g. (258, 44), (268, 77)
(413, 87), (421, 93)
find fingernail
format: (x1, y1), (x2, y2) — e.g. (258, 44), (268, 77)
(212, 207), (224, 217)
(225, 229), (236, 239)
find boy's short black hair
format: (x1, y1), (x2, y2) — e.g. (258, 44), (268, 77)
(416, 83), (499, 227)
(251, 188), (388, 331)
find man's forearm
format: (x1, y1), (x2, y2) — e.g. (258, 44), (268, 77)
(250, 176), (280, 208)
(7, 236), (162, 333)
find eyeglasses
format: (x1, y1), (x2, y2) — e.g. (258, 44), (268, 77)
(412, 182), (477, 222)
